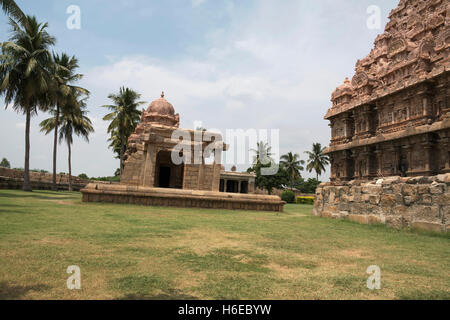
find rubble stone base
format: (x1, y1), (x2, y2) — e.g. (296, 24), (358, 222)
(313, 174), (450, 232)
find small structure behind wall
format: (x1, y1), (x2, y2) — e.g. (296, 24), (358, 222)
(219, 171), (255, 194)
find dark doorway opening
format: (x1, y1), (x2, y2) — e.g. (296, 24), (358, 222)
(226, 180), (239, 193)
(240, 181), (248, 194)
(158, 166), (171, 188)
(154, 151), (184, 189)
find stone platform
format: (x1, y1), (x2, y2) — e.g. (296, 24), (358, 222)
(81, 183), (285, 212)
(313, 174), (450, 232)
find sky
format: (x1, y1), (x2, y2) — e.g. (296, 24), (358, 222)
(0, 0), (399, 179)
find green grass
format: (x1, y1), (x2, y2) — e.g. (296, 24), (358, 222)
(0, 190), (449, 300)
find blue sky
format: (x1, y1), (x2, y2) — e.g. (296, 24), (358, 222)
(0, 0), (398, 179)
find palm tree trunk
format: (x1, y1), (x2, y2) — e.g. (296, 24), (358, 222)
(23, 107), (32, 192)
(68, 142), (72, 192)
(52, 106), (59, 191)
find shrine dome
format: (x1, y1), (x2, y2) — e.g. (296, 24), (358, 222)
(331, 77), (354, 103)
(142, 91), (180, 127)
(146, 92), (175, 116)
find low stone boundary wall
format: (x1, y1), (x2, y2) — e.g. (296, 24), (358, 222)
(313, 174), (450, 232)
(0, 167), (89, 191)
(82, 183), (285, 212)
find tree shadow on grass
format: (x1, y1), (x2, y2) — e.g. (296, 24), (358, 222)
(0, 281), (51, 299)
(118, 289), (199, 300)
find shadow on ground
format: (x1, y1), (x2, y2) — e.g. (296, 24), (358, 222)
(0, 281), (51, 299)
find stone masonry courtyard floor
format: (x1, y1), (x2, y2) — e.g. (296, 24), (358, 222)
(0, 190), (448, 300)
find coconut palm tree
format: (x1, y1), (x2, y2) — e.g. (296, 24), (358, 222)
(0, 16), (55, 191)
(305, 143), (329, 180)
(107, 128), (122, 160)
(250, 141), (274, 166)
(0, 0), (27, 28)
(102, 87), (145, 175)
(59, 92), (94, 191)
(280, 152), (305, 189)
(39, 53), (88, 191)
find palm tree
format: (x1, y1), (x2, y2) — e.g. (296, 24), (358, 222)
(280, 152), (305, 189)
(59, 92), (94, 191)
(0, 16), (55, 191)
(107, 128), (122, 160)
(305, 143), (329, 180)
(102, 87), (145, 175)
(39, 53), (88, 191)
(0, 0), (27, 28)
(250, 141), (274, 165)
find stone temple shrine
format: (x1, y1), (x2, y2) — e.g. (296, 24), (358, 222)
(82, 93), (284, 211)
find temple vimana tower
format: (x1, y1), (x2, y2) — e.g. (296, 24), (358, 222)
(325, 0), (449, 182)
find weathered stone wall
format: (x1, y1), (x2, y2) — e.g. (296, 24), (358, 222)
(0, 167), (89, 191)
(313, 174), (450, 232)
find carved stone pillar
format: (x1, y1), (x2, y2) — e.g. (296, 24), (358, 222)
(374, 148), (383, 177)
(360, 149), (370, 179)
(421, 141), (433, 175)
(142, 144), (158, 187)
(402, 144), (413, 176)
(342, 114), (354, 141)
(344, 150), (354, 181)
(353, 149), (360, 178)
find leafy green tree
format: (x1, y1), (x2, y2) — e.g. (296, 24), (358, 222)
(248, 162), (289, 195)
(280, 152), (305, 189)
(293, 178), (321, 194)
(102, 87), (145, 175)
(305, 143), (329, 180)
(0, 16), (55, 191)
(78, 173), (89, 180)
(0, 157), (11, 168)
(281, 190), (295, 203)
(248, 141), (287, 194)
(39, 53), (88, 191)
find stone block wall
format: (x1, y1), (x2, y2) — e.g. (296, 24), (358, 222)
(313, 174), (450, 232)
(183, 164), (221, 191)
(0, 167), (89, 191)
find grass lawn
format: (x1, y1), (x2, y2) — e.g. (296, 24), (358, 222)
(0, 190), (448, 300)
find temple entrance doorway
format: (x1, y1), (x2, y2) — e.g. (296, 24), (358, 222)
(158, 166), (171, 188)
(154, 151), (184, 189)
